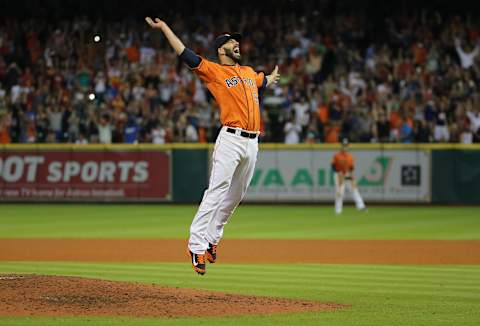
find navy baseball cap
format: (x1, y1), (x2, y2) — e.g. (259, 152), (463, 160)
(213, 33), (242, 50)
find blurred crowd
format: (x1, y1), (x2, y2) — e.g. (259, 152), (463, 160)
(0, 7), (480, 144)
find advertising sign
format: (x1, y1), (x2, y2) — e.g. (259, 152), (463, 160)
(245, 149), (430, 202)
(0, 149), (171, 202)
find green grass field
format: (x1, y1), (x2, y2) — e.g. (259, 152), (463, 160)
(1, 204), (480, 325)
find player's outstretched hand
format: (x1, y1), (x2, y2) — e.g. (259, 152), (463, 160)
(145, 17), (166, 29)
(266, 65), (280, 87)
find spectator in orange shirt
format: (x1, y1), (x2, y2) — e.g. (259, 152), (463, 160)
(0, 113), (11, 144)
(325, 123), (340, 143)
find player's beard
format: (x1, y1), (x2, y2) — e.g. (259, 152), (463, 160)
(225, 48), (241, 63)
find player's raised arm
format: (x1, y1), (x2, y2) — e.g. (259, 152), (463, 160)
(266, 65), (280, 87)
(145, 17), (185, 55)
(145, 17), (201, 68)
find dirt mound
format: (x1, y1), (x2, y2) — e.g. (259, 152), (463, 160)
(0, 274), (345, 317)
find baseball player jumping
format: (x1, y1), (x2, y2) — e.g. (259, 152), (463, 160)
(145, 17), (280, 275)
(331, 138), (366, 215)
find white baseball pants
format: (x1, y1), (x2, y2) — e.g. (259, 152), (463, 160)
(334, 172), (365, 214)
(188, 126), (258, 254)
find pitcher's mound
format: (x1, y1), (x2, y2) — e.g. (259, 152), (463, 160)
(0, 274), (345, 317)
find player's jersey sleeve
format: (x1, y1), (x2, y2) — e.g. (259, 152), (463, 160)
(331, 153), (337, 165)
(331, 154), (339, 170)
(255, 71), (266, 88)
(192, 58), (219, 83)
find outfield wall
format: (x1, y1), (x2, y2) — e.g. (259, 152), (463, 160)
(432, 150), (480, 204)
(1, 144), (480, 204)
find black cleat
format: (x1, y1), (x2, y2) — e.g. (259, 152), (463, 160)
(188, 250), (206, 275)
(206, 243), (217, 263)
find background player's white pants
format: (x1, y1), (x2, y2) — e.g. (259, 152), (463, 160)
(188, 127), (258, 254)
(334, 172), (365, 214)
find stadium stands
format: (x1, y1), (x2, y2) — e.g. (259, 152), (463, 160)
(0, 1), (479, 144)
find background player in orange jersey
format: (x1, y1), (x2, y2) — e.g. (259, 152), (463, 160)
(145, 17), (280, 275)
(331, 138), (366, 215)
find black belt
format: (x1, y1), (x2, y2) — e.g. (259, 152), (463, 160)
(226, 127), (258, 139)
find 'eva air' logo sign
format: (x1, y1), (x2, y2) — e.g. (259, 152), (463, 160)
(250, 168), (330, 187)
(250, 156), (392, 188)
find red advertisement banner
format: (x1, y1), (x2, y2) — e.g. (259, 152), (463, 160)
(0, 149), (171, 202)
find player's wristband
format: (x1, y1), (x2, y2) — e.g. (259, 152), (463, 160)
(261, 75), (267, 89)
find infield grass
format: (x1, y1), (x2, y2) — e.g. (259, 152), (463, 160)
(1, 204), (480, 325)
(0, 204), (479, 239)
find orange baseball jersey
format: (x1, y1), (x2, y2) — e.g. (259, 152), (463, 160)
(332, 151), (354, 173)
(193, 58), (265, 132)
